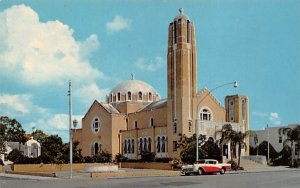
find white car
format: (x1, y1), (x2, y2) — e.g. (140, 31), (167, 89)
(181, 159), (231, 175)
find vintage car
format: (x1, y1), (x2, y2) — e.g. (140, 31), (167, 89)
(181, 159), (231, 175)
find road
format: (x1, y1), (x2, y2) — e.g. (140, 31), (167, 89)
(0, 170), (299, 188)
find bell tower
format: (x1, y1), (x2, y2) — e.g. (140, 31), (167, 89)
(167, 8), (197, 157)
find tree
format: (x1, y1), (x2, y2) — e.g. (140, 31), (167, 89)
(32, 128), (48, 143)
(218, 124), (235, 161)
(257, 141), (279, 160)
(7, 149), (25, 164)
(278, 125), (300, 167)
(201, 138), (221, 161)
(177, 134), (207, 164)
(218, 124), (250, 166)
(40, 135), (65, 164)
(0, 116), (27, 150)
(231, 131), (248, 166)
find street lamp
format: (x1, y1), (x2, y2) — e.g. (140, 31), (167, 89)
(195, 81), (238, 161)
(68, 81), (78, 179)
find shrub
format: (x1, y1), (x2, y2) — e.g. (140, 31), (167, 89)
(155, 157), (171, 163)
(227, 160), (238, 170)
(140, 151), (155, 162)
(7, 149), (25, 164)
(115, 153), (128, 162)
(84, 156), (94, 163)
(93, 151), (112, 163)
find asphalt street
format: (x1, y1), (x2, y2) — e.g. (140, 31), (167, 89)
(0, 170), (299, 188)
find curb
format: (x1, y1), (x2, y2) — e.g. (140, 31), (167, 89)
(0, 172), (58, 180)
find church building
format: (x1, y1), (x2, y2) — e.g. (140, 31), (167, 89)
(73, 9), (249, 161)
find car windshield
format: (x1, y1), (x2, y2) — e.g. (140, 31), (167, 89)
(195, 160), (206, 164)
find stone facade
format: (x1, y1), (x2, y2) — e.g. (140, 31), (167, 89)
(73, 9), (249, 161)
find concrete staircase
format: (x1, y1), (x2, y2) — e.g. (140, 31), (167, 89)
(240, 159), (268, 169)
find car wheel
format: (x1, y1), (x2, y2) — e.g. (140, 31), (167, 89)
(198, 168), (204, 175)
(220, 168), (226, 175)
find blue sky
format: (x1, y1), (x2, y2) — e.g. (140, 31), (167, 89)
(0, 0), (299, 142)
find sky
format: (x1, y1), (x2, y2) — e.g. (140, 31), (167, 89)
(0, 0), (299, 142)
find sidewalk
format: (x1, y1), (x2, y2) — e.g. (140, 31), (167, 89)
(1, 166), (299, 180)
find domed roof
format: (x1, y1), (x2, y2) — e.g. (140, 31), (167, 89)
(174, 8), (190, 21)
(110, 79), (158, 95)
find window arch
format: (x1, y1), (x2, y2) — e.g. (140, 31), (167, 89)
(91, 117), (100, 133)
(131, 139), (135, 153)
(128, 139), (131, 153)
(124, 140), (127, 154)
(117, 92), (121, 101)
(200, 108), (212, 121)
(161, 136), (166, 152)
(92, 142), (101, 155)
(139, 138), (143, 152)
(148, 92), (152, 101)
(149, 117), (154, 128)
(148, 137), (151, 151)
(157, 137), (161, 152)
(134, 120), (138, 129)
(127, 91), (132, 101)
(138, 91), (143, 100)
(143, 138), (147, 151)
(188, 121), (192, 132)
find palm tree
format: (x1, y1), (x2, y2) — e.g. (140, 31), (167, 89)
(231, 131), (248, 167)
(218, 124), (235, 162)
(218, 124), (251, 166)
(278, 125), (300, 167)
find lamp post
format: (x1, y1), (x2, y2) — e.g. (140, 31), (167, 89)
(195, 81), (238, 161)
(68, 80), (78, 179)
(68, 80), (74, 179)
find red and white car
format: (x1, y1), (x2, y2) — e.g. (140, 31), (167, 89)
(181, 159), (231, 175)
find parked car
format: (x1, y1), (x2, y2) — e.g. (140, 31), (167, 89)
(181, 159), (231, 175)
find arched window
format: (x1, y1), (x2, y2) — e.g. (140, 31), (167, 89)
(95, 143), (99, 155)
(139, 138), (143, 152)
(131, 139), (134, 153)
(91, 117), (100, 133)
(150, 118), (154, 128)
(124, 140), (127, 154)
(157, 137), (161, 152)
(161, 136), (166, 152)
(117, 92), (121, 101)
(200, 108), (212, 121)
(143, 138), (147, 151)
(134, 120), (138, 129)
(138, 91), (143, 100)
(128, 139), (131, 153)
(127, 91), (132, 100)
(148, 137), (151, 151)
(188, 121), (192, 132)
(149, 92), (152, 101)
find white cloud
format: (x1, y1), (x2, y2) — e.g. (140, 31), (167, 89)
(75, 83), (110, 107)
(269, 112), (281, 125)
(135, 56), (165, 71)
(26, 114), (83, 142)
(0, 5), (103, 86)
(106, 15), (131, 33)
(0, 93), (46, 116)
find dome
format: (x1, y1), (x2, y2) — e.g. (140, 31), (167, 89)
(110, 79), (158, 95)
(173, 8), (190, 21)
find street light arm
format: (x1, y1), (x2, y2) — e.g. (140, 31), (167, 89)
(197, 81), (238, 111)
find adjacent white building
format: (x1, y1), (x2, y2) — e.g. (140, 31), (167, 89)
(250, 124), (299, 158)
(1, 137), (41, 165)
